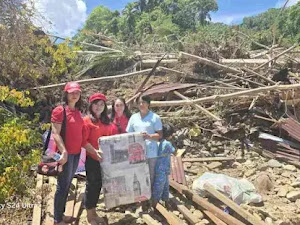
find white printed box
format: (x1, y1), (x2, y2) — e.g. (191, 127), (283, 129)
(99, 132), (151, 209)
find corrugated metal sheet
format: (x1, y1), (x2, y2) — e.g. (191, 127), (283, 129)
(142, 83), (196, 96)
(280, 117), (300, 143)
(169, 155), (187, 186)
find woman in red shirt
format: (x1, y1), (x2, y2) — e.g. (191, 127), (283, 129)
(110, 98), (131, 135)
(82, 93), (111, 224)
(51, 82), (84, 225)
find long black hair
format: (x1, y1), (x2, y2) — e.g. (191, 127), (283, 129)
(89, 99), (110, 125)
(63, 92), (83, 111)
(111, 98), (131, 121)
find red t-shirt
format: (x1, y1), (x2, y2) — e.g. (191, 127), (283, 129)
(110, 114), (129, 135)
(51, 105), (83, 154)
(82, 116), (112, 160)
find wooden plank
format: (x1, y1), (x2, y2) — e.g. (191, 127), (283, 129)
(182, 157), (243, 163)
(169, 180), (245, 225)
(173, 156), (182, 184)
(203, 210), (228, 225)
(171, 156), (177, 181)
(142, 214), (161, 225)
(72, 186), (85, 225)
(204, 183), (266, 225)
(64, 178), (78, 219)
(177, 156), (187, 186)
(32, 174), (44, 225)
(169, 194), (199, 224)
(155, 203), (183, 225)
(45, 177), (57, 225)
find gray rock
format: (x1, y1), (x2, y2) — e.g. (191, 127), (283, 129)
(287, 190), (300, 202)
(277, 186), (289, 197)
(265, 217), (273, 225)
(295, 199), (300, 209)
(283, 165), (297, 172)
(173, 210), (180, 216)
(245, 168), (256, 177)
(193, 210), (204, 219)
(267, 159), (282, 168)
(207, 162), (222, 170)
(292, 182), (300, 188)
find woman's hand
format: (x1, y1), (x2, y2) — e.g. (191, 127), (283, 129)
(141, 132), (151, 139)
(58, 151), (68, 165)
(95, 150), (103, 162)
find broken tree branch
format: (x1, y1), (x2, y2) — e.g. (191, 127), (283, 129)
(254, 44), (298, 71)
(173, 91), (221, 121)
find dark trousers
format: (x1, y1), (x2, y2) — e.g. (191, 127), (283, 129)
(54, 153), (80, 223)
(84, 156), (102, 209)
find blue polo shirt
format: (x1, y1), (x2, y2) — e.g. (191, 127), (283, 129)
(126, 111), (162, 158)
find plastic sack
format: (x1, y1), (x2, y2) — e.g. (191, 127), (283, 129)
(192, 172), (262, 205)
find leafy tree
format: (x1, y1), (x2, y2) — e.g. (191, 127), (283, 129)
(84, 5), (120, 35)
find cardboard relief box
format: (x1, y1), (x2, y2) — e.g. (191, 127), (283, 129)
(99, 132), (151, 209)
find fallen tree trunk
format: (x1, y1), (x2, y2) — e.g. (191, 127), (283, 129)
(180, 52), (265, 87)
(151, 83), (300, 107)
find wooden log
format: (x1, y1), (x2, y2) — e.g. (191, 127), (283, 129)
(182, 157), (242, 163)
(72, 186), (85, 225)
(45, 177), (57, 225)
(173, 91), (221, 121)
(32, 175), (43, 225)
(142, 214), (161, 225)
(151, 83), (300, 107)
(155, 203), (183, 225)
(203, 183), (266, 225)
(220, 58), (270, 64)
(33, 69), (152, 90)
(169, 194), (199, 224)
(169, 180), (245, 225)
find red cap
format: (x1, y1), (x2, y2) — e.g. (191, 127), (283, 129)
(64, 82), (81, 93)
(89, 93), (107, 103)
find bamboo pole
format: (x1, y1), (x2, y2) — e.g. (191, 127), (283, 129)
(47, 34), (123, 53)
(32, 69), (152, 90)
(151, 83), (300, 107)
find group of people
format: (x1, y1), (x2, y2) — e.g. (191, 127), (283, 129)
(51, 81), (175, 225)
